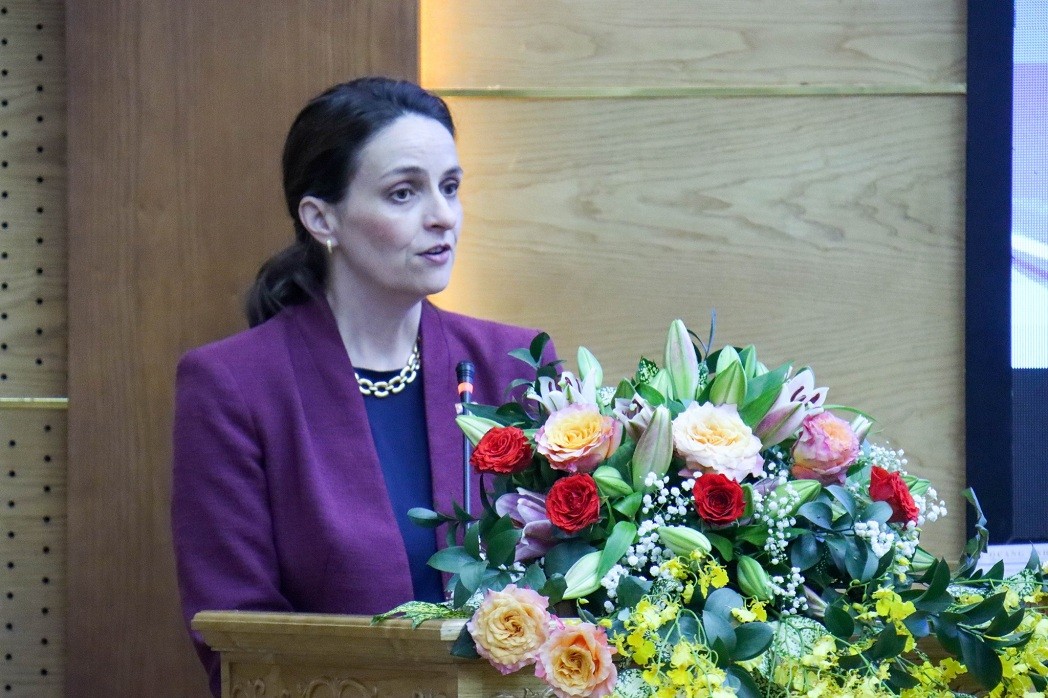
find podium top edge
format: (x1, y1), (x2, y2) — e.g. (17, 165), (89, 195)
(192, 610), (467, 640)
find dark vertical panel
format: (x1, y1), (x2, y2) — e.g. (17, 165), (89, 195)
(65, 3), (418, 693)
(965, 1), (1014, 542)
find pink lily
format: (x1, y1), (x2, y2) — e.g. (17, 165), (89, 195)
(495, 489), (558, 562)
(754, 370), (826, 447)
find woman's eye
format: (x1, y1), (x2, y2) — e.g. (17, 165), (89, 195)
(390, 187), (414, 202)
(442, 180), (460, 197)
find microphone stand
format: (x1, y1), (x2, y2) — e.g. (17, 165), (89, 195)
(456, 361), (475, 517)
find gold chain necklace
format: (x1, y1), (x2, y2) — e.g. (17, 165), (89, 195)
(354, 339), (420, 398)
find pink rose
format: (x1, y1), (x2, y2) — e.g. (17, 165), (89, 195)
(791, 412), (859, 485)
(535, 622), (616, 698)
(535, 404), (621, 473)
(467, 585), (551, 674)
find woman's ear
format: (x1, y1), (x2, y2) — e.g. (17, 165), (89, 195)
(298, 195), (337, 246)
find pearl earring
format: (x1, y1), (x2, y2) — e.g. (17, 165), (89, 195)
(326, 238), (334, 254)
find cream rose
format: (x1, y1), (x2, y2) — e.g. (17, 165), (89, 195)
(535, 404), (621, 473)
(535, 622), (616, 698)
(672, 402), (764, 481)
(467, 585), (551, 674)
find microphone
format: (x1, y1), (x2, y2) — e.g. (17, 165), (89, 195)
(456, 361), (475, 515)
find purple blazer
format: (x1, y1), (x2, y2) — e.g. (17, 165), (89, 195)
(171, 296), (554, 694)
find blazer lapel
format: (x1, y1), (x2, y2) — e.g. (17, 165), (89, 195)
(420, 301), (465, 520)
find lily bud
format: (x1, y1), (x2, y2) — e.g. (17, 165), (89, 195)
(664, 319), (700, 401)
(850, 414), (873, 442)
(455, 415), (502, 446)
(736, 555), (774, 601)
(709, 361), (746, 406)
(562, 551), (603, 600)
(577, 346), (603, 389)
(631, 405), (673, 490)
(658, 526), (712, 558)
(593, 466), (634, 498)
(649, 369), (673, 402)
(770, 479), (822, 517)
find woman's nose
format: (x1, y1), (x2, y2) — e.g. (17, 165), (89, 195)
(425, 191), (459, 230)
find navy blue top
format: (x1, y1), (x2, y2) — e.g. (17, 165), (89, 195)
(357, 367), (445, 603)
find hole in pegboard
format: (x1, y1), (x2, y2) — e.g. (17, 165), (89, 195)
(40, 607), (48, 615)
(40, 638), (47, 646)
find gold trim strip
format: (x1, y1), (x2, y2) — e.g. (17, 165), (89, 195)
(432, 84), (967, 99)
(0, 397), (69, 410)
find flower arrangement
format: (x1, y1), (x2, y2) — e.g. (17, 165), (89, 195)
(376, 320), (1048, 697)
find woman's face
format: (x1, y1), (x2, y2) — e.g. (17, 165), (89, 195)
(326, 113), (463, 303)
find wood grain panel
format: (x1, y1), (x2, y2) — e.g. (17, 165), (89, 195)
(421, 0), (965, 89)
(433, 95), (965, 557)
(65, 2), (418, 694)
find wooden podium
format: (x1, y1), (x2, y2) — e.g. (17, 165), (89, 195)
(192, 611), (553, 698)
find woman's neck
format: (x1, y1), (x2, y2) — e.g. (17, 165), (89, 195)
(325, 285), (423, 372)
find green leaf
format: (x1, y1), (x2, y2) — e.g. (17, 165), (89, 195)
(519, 563), (546, 593)
(798, 501), (835, 530)
(888, 665), (921, 690)
(863, 625), (907, 662)
(959, 629), (1003, 690)
(543, 541), (597, 578)
(702, 609), (737, 662)
(704, 587), (746, 618)
(824, 604), (854, 639)
(984, 608), (1026, 638)
(449, 624), (480, 658)
(459, 560), (489, 592)
(704, 532), (735, 561)
(428, 546), (477, 573)
(529, 332), (551, 364)
(613, 379), (635, 401)
(464, 522), (481, 558)
(790, 532), (821, 570)
(508, 347), (539, 368)
(538, 574), (567, 605)
(598, 521), (636, 578)
(616, 576), (650, 608)
(825, 485), (857, 519)
(485, 528), (522, 568)
(612, 491), (644, 518)
(733, 622), (773, 661)
(738, 364), (790, 426)
(407, 507), (445, 528)
(961, 592), (1007, 627)
(957, 488), (990, 577)
(916, 559), (953, 612)
(635, 383), (666, 406)
(726, 666), (762, 698)
(862, 500), (894, 524)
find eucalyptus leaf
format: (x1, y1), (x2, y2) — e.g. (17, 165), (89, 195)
(959, 629), (1003, 690)
(798, 501), (835, 530)
(485, 528), (522, 568)
(428, 546), (478, 574)
(733, 622), (773, 661)
(450, 624), (480, 658)
(407, 507), (445, 529)
(543, 541), (597, 578)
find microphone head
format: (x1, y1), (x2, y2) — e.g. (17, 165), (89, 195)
(456, 361), (475, 383)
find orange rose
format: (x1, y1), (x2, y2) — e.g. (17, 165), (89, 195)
(467, 585), (551, 674)
(535, 622), (616, 697)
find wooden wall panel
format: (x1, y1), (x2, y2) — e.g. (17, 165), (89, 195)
(65, 2), (418, 694)
(0, 1), (66, 695)
(422, 0), (965, 89)
(434, 94), (966, 558)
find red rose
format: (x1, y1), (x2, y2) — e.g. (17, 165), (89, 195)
(869, 466), (919, 524)
(692, 473), (746, 526)
(471, 426), (533, 475)
(545, 474), (601, 533)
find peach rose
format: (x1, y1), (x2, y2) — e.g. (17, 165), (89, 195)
(672, 402), (764, 482)
(535, 622), (617, 698)
(791, 412), (859, 485)
(535, 404), (621, 473)
(467, 585), (551, 674)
